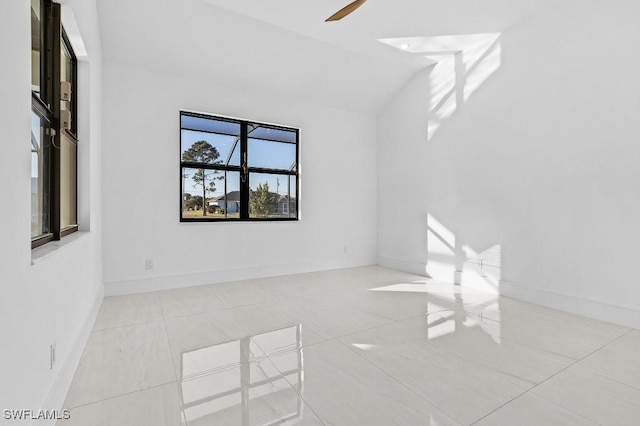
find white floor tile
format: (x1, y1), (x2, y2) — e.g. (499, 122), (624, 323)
(93, 292), (163, 331)
(311, 286), (437, 322)
(475, 392), (598, 426)
(181, 355), (323, 426)
(158, 285), (226, 319)
(269, 339), (460, 426)
(531, 364), (640, 425)
(209, 280), (278, 308)
(339, 324), (530, 424)
(610, 329), (640, 354)
(59, 267), (640, 426)
(574, 344), (640, 390)
(230, 303), (333, 355)
(64, 321), (175, 408)
(252, 272), (345, 301)
(277, 296), (394, 339)
(58, 383), (185, 426)
(465, 297), (629, 359)
(164, 309), (257, 375)
(392, 314), (574, 385)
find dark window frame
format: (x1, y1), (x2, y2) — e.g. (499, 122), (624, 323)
(61, 28), (78, 138)
(31, 0), (78, 249)
(180, 111), (300, 222)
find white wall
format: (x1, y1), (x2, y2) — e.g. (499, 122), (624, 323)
(378, 1), (640, 328)
(0, 0), (103, 420)
(377, 70), (432, 276)
(102, 60), (378, 295)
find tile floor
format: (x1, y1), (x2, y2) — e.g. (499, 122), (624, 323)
(57, 266), (640, 425)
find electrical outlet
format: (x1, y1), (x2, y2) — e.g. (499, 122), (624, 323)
(343, 246), (349, 255)
(145, 259), (154, 270)
(50, 343), (56, 370)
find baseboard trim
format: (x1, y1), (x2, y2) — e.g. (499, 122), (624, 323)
(40, 285), (104, 424)
(376, 256), (429, 277)
(501, 279), (640, 329)
(104, 256), (377, 296)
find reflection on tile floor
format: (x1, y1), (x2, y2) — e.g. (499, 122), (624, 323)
(58, 266), (639, 425)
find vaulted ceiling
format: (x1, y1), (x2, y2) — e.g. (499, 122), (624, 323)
(96, 0), (544, 114)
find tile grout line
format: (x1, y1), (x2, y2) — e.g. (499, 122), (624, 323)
(212, 288), (335, 426)
(92, 292), (165, 332)
(232, 294), (337, 425)
(65, 380), (178, 412)
(157, 292), (189, 426)
(469, 328), (635, 425)
(567, 328), (640, 393)
(262, 339), (337, 426)
(158, 293), (179, 383)
(325, 296), (632, 425)
(587, 369), (640, 393)
(330, 329), (464, 424)
(253, 279), (435, 424)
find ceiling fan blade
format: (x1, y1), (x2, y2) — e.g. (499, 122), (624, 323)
(325, 0), (367, 22)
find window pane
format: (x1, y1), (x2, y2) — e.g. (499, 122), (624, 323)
(248, 139), (296, 170)
(181, 130), (240, 166)
(31, 109), (50, 238)
(181, 115), (240, 136)
(61, 40), (73, 83)
(288, 175), (298, 218)
(31, 0), (42, 96)
(182, 168), (239, 219)
(248, 124), (296, 143)
(60, 132), (77, 228)
(249, 173), (297, 219)
(61, 39), (74, 126)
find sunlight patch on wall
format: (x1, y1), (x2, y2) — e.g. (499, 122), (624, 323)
(426, 213), (502, 294)
(378, 33), (501, 140)
(427, 214), (456, 254)
(462, 37), (501, 102)
(426, 214), (457, 282)
(458, 244), (502, 294)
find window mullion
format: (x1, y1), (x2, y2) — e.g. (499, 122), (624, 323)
(240, 122), (249, 219)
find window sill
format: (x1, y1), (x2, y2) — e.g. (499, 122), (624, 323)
(31, 231), (90, 265)
(179, 218), (301, 225)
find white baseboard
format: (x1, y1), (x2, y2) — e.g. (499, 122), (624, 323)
(104, 256), (377, 296)
(501, 279), (640, 330)
(376, 256), (429, 277)
(39, 286), (104, 425)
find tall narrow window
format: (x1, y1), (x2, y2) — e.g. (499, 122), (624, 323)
(31, 0), (79, 248)
(31, 0), (52, 246)
(31, 104), (52, 240)
(60, 31), (78, 232)
(180, 112), (299, 221)
(31, 0), (43, 97)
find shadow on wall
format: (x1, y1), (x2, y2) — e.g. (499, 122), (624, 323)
(427, 213), (501, 294)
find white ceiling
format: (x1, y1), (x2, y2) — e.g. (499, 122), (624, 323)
(96, 0), (541, 114)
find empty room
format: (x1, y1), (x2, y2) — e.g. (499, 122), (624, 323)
(2, 0), (640, 424)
